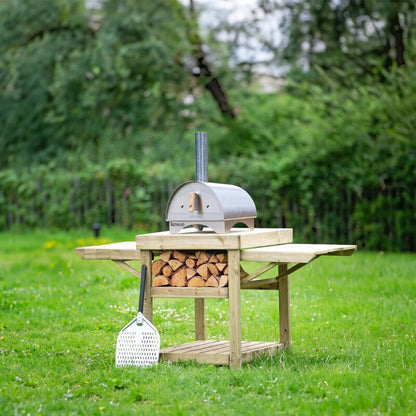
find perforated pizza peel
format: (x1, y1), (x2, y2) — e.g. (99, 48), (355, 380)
(115, 265), (160, 367)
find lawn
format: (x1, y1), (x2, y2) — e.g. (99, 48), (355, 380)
(0, 228), (415, 415)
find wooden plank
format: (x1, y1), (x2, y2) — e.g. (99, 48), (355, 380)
(161, 350), (230, 365)
(113, 260), (141, 278)
(240, 262), (278, 283)
(241, 343), (283, 363)
(195, 299), (206, 340)
(136, 228), (293, 251)
(166, 341), (222, 354)
(160, 340), (230, 365)
(228, 249), (241, 369)
(241, 280), (279, 290)
(76, 241), (140, 260)
(151, 287), (229, 298)
(279, 264), (290, 348)
(137, 229), (240, 250)
(241, 340), (279, 350)
(239, 228), (293, 249)
(241, 263), (307, 289)
(241, 243), (357, 263)
(326, 248), (357, 256)
(159, 340), (283, 365)
(161, 340), (219, 354)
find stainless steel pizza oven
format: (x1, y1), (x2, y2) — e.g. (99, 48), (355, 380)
(166, 132), (257, 233)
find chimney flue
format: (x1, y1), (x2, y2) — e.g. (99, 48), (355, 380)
(195, 132), (208, 182)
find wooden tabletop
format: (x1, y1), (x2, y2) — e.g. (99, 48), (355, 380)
(76, 240), (356, 264)
(136, 228), (293, 250)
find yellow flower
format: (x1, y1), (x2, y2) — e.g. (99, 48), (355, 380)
(43, 240), (59, 249)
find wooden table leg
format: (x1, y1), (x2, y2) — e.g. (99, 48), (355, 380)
(195, 299), (206, 340)
(228, 249), (241, 369)
(140, 250), (153, 322)
(278, 263), (291, 348)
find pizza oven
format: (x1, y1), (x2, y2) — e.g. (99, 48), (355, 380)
(165, 132), (257, 233)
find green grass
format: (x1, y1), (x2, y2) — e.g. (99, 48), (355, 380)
(1, 228), (415, 415)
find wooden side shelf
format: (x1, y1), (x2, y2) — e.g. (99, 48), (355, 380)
(160, 340), (284, 365)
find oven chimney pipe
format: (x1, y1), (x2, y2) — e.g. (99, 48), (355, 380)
(195, 132), (208, 182)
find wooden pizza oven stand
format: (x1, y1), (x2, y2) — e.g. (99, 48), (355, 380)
(77, 228), (356, 369)
(136, 228), (356, 369)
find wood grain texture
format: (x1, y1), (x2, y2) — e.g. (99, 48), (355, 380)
(241, 243), (357, 263)
(279, 264), (290, 348)
(76, 242), (139, 260)
(195, 299), (206, 341)
(136, 228), (293, 250)
(151, 287), (229, 298)
(228, 249), (241, 369)
(159, 340), (283, 365)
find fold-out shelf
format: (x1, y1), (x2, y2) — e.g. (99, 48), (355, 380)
(160, 340), (283, 365)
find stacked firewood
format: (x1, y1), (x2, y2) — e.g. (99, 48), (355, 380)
(151, 250), (247, 288)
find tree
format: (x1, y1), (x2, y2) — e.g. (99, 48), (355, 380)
(184, 0), (236, 119)
(0, 0), (239, 169)
(200, 0), (416, 85)
(268, 0), (416, 83)
(0, 0), (93, 167)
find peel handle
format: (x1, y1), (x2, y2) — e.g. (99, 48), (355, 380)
(138, 265), (147, 314)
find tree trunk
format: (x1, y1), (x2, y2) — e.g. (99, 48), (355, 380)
(186, 0), (236, 119)
(389, 10), (405, 67)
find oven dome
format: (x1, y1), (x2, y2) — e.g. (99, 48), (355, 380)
(166, 181), (257, 234)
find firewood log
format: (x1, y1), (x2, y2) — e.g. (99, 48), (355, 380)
(208, 263), (219, 276)
(196, 264), (210, 280)
(162, 265), (173, 277)
(219, 275), (228, 287)
(205, 275), (219, 287)
(196, 251), (209, 266)
(159, 251), (172, 262)
(168, 259), (184, 271)
(173, 250), (188, 263)
(152, 275), (170, 287)
(208, 254), (219, 263)
(186, 267), (197, 279)
(153, 250), (231, 288)
(185, 258), (197, 268)
(171, 267), (187, 287)
(151, 259), (166, 276)
(217, 253), (227, 263)
(216, 263), (227, 272)
(187, 276), (205, 287)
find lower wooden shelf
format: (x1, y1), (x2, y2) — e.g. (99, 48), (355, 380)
(159, 340), (283, 365)
(151, 287), (229, 298)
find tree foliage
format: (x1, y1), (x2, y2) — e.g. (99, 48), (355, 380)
(204, 0), (416, 83)
(0, 0), (228, 168)
(0, 0), (92, 165)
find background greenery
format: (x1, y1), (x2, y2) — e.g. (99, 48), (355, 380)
(1, 229), (415, 415)
(0, 0), (415, 251)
